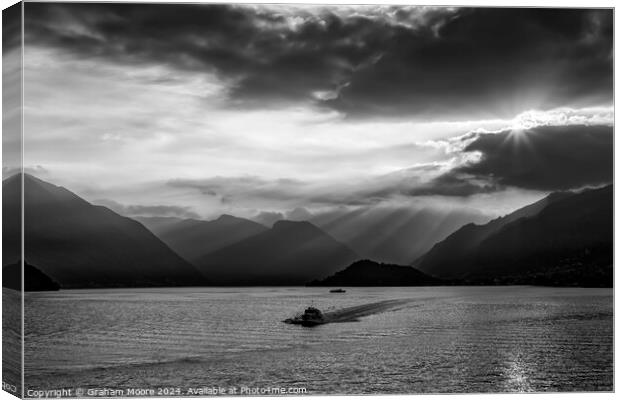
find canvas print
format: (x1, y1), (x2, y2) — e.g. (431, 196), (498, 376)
(1, 1), (614, 397)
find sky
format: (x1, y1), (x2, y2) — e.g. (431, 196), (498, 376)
(3, 3), (614, 222)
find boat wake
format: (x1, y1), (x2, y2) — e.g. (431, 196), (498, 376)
(284, 299), (412, 326)
(322, 299), (411, 323)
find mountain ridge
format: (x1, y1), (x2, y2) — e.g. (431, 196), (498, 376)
(136, 214), (267, 263)
(3, 173), (209, 288)
(415, 185), (612, 286)
(197, 219), (358, 285)
(412, 190), (572, 267)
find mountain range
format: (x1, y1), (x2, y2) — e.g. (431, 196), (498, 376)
(415, 185), (612, 287)
(2, 174), (208, 288)
(136, 215), (267, 264)
(196, 220), (358, 285)
(2, 173), (612, 288)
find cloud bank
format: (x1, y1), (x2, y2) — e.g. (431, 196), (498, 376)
(24, 4), (612, 119)
(164, 121), (613, 211)
(17, 4), (613, 221)
(454, 124), (613, 191)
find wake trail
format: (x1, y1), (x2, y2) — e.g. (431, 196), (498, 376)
(322, 299), (412, 323)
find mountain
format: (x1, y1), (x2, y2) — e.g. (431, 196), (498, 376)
(136, 214), (267, 263)
(2, 174), (209, 288)
(196, 220), (358, 285)
(412, 191), (571, 273)
(3, 261), (60, 291)
(415, 185), (612, 287)
(308, 259), (446, 286)
(310, 206), (491, 265)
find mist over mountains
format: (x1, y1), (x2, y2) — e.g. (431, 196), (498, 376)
(2, 174), (612, 288)
(310, 206), (490, 265)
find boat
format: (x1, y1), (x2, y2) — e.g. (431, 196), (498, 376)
(283, 306), (326, 327)
(329, 288), (346, 293)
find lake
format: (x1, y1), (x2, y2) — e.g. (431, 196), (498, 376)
(12, 286), (614, 394)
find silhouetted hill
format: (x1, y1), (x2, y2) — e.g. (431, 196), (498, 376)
(197, 220), (358, 285)
(416, 185), (612, 287)
(2, 174), (209, 288)
(136, 214), (267, 263)
(308, 259), (446, 286)
(3, 261), (60, 291)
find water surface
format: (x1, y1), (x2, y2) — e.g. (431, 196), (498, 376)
(23, 286), (612, 394)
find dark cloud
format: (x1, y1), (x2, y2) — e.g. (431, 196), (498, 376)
(94, 198), (200, 219)
(459, 124), (612, 191)
(23, 4), (612, 119)
(327, 8), (613, 119)
(427, 124), (613, 194)
(364, 123), (613, 197)
(407, 173), (500, 197)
